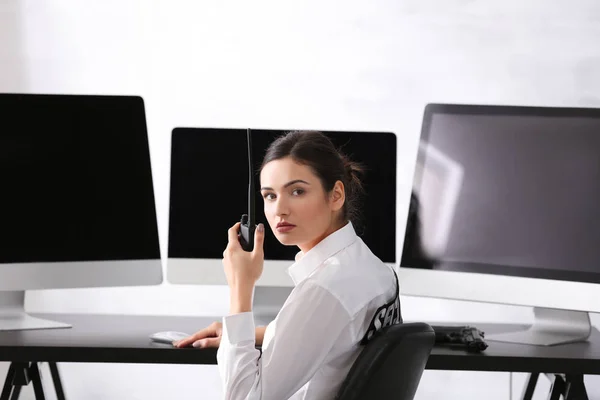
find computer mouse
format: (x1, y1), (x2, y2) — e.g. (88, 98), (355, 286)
(149, 331), (191, 344)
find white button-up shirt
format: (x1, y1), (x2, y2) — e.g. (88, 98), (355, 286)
(216, 222), (401, 400)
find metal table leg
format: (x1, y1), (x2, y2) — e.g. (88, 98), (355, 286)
(1, 362), (66, 400)
(521, 373), (539, 400)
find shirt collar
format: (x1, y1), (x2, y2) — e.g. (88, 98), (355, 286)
(287, 221), (358, 285)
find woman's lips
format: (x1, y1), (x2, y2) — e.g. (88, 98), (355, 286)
(276, 223), (296, 233)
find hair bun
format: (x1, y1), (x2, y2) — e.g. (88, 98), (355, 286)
(342, 154), (361, 173)
(341, 154), (365, 195)
(344, 158), (354, 177)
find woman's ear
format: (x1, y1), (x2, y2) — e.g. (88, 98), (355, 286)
(330, 180), (345, 212)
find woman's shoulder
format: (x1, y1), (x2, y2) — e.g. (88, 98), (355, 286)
(308, 241), (396, 316)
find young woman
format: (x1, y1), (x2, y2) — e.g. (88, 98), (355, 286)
(174, 130), (402, 400)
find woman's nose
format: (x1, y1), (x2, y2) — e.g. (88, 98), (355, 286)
(275, 198), (289, 216)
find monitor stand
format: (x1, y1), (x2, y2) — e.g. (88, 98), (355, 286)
(252, 286), (293, 327)
(0, 291), (71, 331)
(485, 307), (592, 346)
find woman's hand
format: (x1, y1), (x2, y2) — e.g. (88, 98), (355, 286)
(173, 323), (268, 349)
(173, 321), (223, 348)
(223, 222), (265, 289)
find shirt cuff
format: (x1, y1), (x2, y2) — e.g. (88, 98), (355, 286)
(222, 312), (255, 344)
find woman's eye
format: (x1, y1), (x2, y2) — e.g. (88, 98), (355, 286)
(292, 188), (304, 196)
(263, 193), (275, 200)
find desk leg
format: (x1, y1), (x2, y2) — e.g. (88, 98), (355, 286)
(29, 363), (45, 400)
(9, 385), (21, 400)
(547, 374), (565, 400)
(543, 374), (589, 400)
(0, 363), (17, 400)
(47, 363), (66, 400)
(0, 363), (47, 400)
(563, 374), (588, 400)
(521, 373), (539, 400)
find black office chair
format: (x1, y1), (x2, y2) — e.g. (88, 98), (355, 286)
(335, 322), (435, 400)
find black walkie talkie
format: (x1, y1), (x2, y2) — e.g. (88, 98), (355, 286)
(238, 128), (256, 252)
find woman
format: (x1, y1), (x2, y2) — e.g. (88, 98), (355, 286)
(174, 130), (402, 400)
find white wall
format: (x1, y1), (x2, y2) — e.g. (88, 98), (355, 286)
(0, 0), (24, 90)
(2, 0), (600, 399)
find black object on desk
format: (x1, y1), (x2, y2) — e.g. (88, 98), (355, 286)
(1, 314), (599, 399)
(431, 325), (488, 353)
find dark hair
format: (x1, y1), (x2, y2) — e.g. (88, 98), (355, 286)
(260, 130), (366, 228)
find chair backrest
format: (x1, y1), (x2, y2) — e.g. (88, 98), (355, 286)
(335, 322), (435, 400)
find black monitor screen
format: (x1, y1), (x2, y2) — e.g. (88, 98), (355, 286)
(0, 93), (160, 263)
(401, 103), (600, 284)
(168, 128), (397, 263)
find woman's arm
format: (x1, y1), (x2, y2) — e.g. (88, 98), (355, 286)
(217, 281), (352, 400)
(218, 222), (353, 399)
(171, 323), (268, 349)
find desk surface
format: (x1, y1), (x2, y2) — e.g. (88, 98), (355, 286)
(1, 313), (599, 374)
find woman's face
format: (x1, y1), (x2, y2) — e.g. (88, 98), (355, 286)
(260, 157), (345, 253)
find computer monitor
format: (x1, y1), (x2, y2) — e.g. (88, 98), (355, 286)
(167, 128), (397, 321)
(0, 93), (162, 331)
(399, 103), (600, 345)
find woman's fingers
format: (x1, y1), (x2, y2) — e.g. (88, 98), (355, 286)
(252, 223), (265, 258)
(173, 336), (197, 348)
(173, 326), (215, 348)
(227, 222), (242, 249)
(192, 337), (221, 348)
